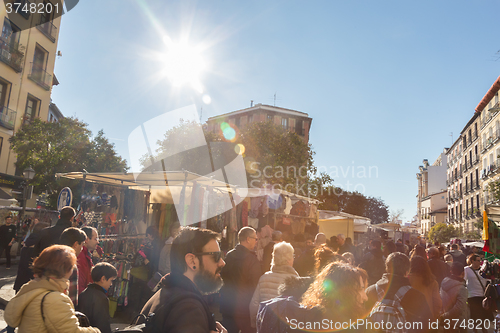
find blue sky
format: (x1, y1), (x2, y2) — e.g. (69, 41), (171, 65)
(51, 0), (500, 222)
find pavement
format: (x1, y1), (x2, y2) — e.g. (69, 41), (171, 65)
(0, 257), (19, 331)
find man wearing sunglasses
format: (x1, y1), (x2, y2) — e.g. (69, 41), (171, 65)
(220, 227), (263, 333)
(141, 226), (227, 333)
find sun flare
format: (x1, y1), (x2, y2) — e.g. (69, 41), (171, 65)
(161, 37), (206, 93)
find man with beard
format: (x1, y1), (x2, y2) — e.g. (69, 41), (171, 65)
(220, 227), (262, 333)
(141, 226), (227, 333)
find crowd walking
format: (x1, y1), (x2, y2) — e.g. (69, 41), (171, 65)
(1, 210), (500, 333)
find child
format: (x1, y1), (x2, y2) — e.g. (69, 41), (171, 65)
(77, 262), (117, 333)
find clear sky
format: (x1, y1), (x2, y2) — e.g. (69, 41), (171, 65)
(50, 0), (500, 222)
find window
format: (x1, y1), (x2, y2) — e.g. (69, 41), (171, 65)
(267, 114), (273, 122)
(28, 45), (51, 90)
(235, 117), (240, 127)
(25, 95), (40, 122)
(1, 18), (20, 48)
(248, 115), (253, 123)
(281, 117), (288, 129)
(0, 80), (8, 110)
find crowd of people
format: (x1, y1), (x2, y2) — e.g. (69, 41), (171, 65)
(2, 210), (498, 333)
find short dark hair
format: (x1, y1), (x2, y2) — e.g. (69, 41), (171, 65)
(238, 227), (256, 243)
(146, 226), (159, 239)
(386, 252), (410, 276)
(451, 262), (465, 276)
(60, 206), (76, 220)
(170, 227), (221, 276)
(81, 226), (97, 239)
(91, 262), (118, 282)
(451, 244), (458, 250)
(60, 227), (87, 247)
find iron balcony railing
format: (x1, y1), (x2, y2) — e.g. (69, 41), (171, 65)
(0, 106), (17, 130)
(28, 62), (52, 91)
(0, 39), (23, 73)
(36, 18), (57, 43)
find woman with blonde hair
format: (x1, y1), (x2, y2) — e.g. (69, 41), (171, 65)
(5, 245), (100, 333)
(301, 262), (368, 324)
(250, 242), (299, 327)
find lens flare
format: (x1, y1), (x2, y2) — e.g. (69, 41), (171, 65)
(223, 127), (236, 141)
(323, 279), (334, 293)
(202, 94), (212, 104)
(235, 144), (245, 155)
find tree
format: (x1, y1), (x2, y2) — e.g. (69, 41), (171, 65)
(237, 121), (315, 192)
(428, 223), (458, 244)
(388, 209), (404, 224)
(463, 230), (482, 240)
(317, 187), (389, 224)
(9, 118), (128, 209)
(142, 120), (319, 194)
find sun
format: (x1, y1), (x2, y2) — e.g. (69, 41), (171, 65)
(161, 37), (206, 93)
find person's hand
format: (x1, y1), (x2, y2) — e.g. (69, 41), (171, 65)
(144, 259), (150, 265)
(214, 321), (227, 333)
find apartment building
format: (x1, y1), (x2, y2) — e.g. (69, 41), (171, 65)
(416, 152), (447, 234)
(206, 103), (313, 143)
(477, 76), (500, 211)
(458, 113), (482, 233)
(0, 1), (62, 175)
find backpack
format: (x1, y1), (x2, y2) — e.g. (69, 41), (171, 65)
(368, 285), (411, 333)
(256, 296), (311, 333)
(114, 291), (208, 333)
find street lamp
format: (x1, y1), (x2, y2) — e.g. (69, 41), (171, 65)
(20, 166), (35, 224)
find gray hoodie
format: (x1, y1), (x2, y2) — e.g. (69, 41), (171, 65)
(440, 276), (467, 321)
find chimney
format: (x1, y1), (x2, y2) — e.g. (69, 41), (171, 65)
(251, 100), (253, 107)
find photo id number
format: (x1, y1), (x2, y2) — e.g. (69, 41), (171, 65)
(6, 2), (61, 15)
(442, 319), (496, 330)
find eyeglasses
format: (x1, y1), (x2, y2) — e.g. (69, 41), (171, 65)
(193, 251), (224, 262)
(249, 237), (258, 241)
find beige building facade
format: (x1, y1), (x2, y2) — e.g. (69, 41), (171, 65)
(417, 153), (447, 235)
(206, 103), (313, 143)
(0, 2), (62, 175)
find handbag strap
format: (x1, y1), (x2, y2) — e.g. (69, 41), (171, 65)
(470, 267), (486, 292)
(40, 291), (54, 322)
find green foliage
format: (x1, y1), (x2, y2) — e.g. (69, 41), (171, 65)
(317, 188), (389, 224)
(238, 121), (314, 191)
(463, 230), (482, 240)
(9, 118), (128, 209)
(428, 223), (459, 244)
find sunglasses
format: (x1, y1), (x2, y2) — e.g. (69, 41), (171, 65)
(193, 251), (224, 262)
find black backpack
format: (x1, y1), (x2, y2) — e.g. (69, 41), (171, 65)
(115, 289), (213, 333)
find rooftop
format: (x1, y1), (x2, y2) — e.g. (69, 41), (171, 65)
(207, 103), (310, 120)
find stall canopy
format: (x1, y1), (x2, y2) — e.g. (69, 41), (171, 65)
(317, 210), (371, 240)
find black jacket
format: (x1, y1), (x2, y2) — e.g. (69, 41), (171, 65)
(359, 248), (385, 286)
(77, 283), (111, 333)
(219, 244), (262, 316)
(34, 218), (73, 256)
(13, 231), (43, 292)
(293, 246), (316, 277)
(427, 257), (450, 287)
(366, 273), (432, 333)
(141, 273), (216, 333)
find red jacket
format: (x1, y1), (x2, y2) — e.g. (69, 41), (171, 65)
(77, 246), (93, 294)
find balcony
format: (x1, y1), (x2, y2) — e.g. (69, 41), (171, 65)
(0, 39), (24, 73)
(0, 107), (16, 130)
(36, 19), (57, 43)
(28, 63), (52, 91)
(472, 154), (479, 165)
